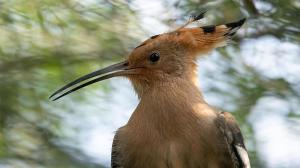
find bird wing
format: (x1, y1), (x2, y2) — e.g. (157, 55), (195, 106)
(111, 129), (122, 168)
(217, 111), (251, 168)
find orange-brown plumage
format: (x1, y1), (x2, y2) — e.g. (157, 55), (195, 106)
(50, 13), (250, 168)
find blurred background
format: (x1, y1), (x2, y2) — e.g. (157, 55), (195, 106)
(0, 0), (299, 167)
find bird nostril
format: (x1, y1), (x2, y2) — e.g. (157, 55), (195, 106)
(123, 62), (129, 66)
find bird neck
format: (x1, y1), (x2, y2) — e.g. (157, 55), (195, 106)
(131, 62), (200, 99)
(128, 76), (217, 134)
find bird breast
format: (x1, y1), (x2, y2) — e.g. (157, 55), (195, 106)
(116, 112), (222, 168)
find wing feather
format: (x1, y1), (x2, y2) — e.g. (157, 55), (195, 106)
(217, 111), (251, 168)
(111, 130), (122, 168)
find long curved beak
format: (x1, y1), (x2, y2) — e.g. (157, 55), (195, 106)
(49, 61), (129, 101)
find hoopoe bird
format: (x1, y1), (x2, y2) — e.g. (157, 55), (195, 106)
(50, 12), (250, 168)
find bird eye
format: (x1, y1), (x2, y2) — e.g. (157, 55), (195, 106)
(149, 52), (160, 63)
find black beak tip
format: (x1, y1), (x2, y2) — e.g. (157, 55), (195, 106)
(225, 18), (246, 29)
(49, 91), (62, 101)
(48, 92), (57, 100)
(48, 96), (55, 101)
(49, 94), (62, 101)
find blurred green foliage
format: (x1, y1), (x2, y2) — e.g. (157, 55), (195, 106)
(0, 0), (140, 167)
(0, 0), (299, 168)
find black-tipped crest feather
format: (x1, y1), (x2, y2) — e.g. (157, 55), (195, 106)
(192, 11), (206, 21)
(224, 18), (246, 37)
(225, 18), (246, 29)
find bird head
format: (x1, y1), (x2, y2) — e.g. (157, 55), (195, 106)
(50, 12), (245, 100)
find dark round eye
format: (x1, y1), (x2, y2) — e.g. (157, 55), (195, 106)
(149, 52), (160, 62)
